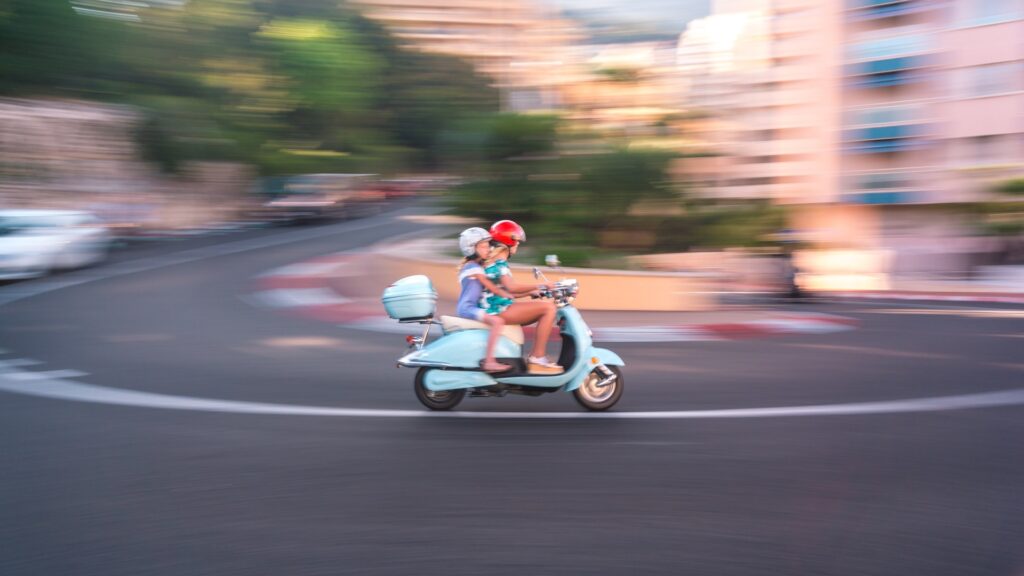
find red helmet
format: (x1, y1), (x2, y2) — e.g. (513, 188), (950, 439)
(489, 220), (526, 247)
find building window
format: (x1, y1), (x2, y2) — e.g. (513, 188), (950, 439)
(857, 172), (913, 190)
(848, 32), (931, 61)
(957, 0), (1022, 26)
(849, 104), (921, 126)
(956, 62), (1024, 97)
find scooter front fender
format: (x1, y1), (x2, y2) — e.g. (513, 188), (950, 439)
(564, 347), (624, 392)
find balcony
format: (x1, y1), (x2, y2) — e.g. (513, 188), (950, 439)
(846, 31), (933, 87)
(840, 191), (918, 203)
(846, 0), (932, 21)
(737, 139), (814, 156)
(730, 90), (810, 109)
(737, 161), (814, 178)
(852, 55), (925, 75)
(844, 123), (927, 153)
(847, 56), (928, 87)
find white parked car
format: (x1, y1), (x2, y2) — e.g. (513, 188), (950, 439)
(0, 210), (112, 280)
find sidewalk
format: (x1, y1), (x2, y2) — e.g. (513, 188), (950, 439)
(820, 276), (1024, 305)
(249, 251), (859, 343)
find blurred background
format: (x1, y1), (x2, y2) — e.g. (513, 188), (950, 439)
(3, 3), (1024, 575)
(1, 0), (1021, 289)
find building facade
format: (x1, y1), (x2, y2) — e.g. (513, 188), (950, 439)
(348, 0), (582, 111)
(681, 0), (1024, 275)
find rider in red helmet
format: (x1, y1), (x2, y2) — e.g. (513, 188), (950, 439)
(489, 219), (526, 248)
(486, 220), (563, 375)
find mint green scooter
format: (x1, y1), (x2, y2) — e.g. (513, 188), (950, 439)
(383, 257), (624, 411)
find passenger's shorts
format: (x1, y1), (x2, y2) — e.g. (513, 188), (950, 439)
(457, 303), (485, 322)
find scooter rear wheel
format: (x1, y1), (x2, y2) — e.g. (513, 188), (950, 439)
(573, 366), (623, 411)
(413, 368), (465, 411)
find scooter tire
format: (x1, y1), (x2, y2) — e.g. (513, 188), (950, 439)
(413, 368), (465, 411)
(573, 366), (623, 411)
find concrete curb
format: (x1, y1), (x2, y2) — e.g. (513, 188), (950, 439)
(250, 253), (860, 343)
(827, 291), (1024, 305)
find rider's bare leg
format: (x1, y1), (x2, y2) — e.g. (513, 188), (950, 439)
(499, 300), (558, 361)
(479, 314), (508, 371)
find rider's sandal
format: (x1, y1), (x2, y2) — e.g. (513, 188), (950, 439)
(480, 360), (512, 373)
(527, 356), (564, 375)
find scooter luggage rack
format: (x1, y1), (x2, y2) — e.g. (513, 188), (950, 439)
(398, 316), (440, 350)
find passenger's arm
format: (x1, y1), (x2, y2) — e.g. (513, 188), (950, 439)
(472, 274), (515, 300)
(500, 274), (546, 297)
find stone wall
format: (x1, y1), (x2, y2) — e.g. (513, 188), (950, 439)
(0, 98), (254, 230)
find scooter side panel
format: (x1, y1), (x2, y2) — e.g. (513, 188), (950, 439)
(424, 369), (496, 391)
(564, 347), (625, 392)
(401, 330), (522, 369)
(496, 344), (589, 388)
(557, 307), (592, 350)
(497, 306), (594, 388)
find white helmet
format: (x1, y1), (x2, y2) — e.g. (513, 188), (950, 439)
(458, 227), (491, 257)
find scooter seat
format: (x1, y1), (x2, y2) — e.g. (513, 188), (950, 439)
(439, 315), (525, 346)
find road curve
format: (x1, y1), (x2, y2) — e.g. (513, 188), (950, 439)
(2, 203), (1023, 576)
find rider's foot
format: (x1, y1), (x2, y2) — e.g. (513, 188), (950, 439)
(527, 356), (564, 375)
(480, 360), (512, 373)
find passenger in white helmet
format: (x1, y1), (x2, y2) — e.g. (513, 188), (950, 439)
(456, 227), (516, 373)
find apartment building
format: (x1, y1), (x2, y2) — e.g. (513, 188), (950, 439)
(348, 0), (582, 111)
(560, 41), (684, 134)
(835, 0), (1023, 274)
(682, 0), (1023, 272)
(676, 0), (843, 204)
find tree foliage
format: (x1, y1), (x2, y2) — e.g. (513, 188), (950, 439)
(0, 0), (498, 174)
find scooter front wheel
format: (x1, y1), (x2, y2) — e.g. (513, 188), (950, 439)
(413, 368), (465, 411)
(573, 366), (623, 411)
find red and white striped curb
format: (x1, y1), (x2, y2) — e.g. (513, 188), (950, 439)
(250, 256), (859, 343)
(829, 291), (1024, 305)
(251, 254), (383, 323)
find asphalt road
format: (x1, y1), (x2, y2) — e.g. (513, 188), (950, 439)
(2, 203), (1023, 576)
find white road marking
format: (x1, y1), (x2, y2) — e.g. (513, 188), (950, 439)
(0, 367), (1021, 419)
(0, 358), (42, 368)
(832, 292), (1024, 305)
(5, 369), (88, 381)
(862, 308), (1024, 319)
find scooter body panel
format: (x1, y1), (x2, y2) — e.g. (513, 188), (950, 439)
(424, 369), (496, 391)
(494, 307), (592, 389)
(399, 330), (522, 370)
